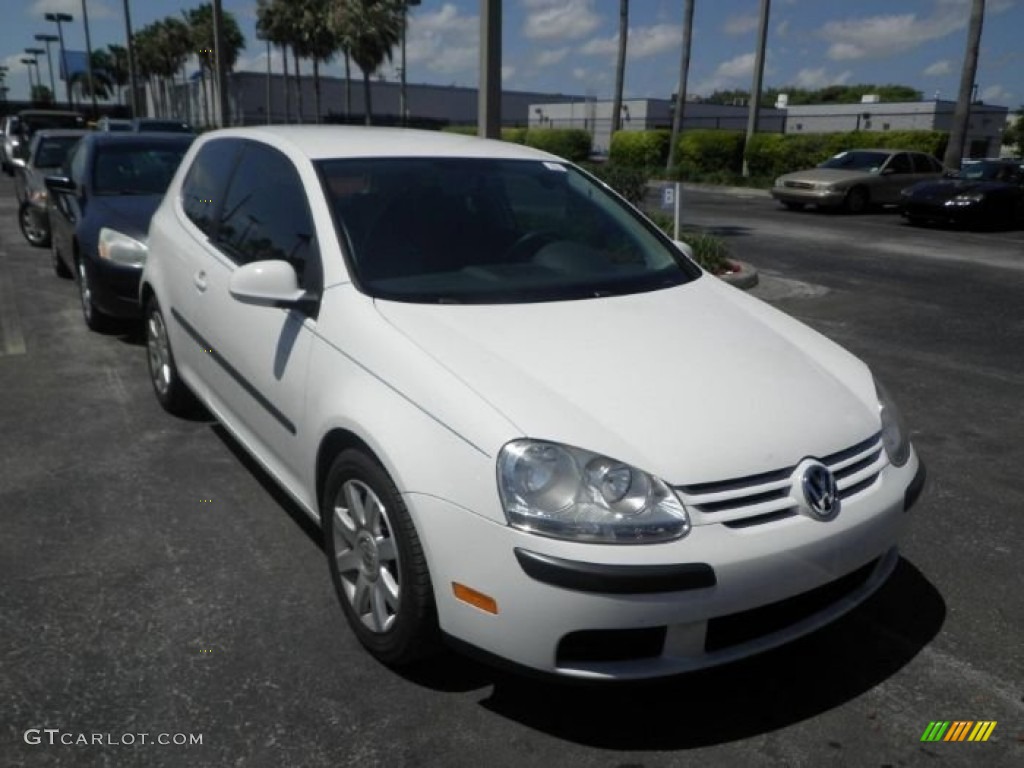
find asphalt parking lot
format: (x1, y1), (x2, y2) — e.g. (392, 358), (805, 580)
(1, 175), (1022, 768)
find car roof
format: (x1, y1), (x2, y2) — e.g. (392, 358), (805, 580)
(200, 125), (562, 163)
(84, 132), (195, 147)
(32, 129), (89, 139)
(17, 109), (84, 119)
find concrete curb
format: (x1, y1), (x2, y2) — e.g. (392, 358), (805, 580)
(647, 180), (772, 199)
(718, 259), (759, 290)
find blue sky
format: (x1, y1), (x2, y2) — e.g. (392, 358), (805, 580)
(3, 0), (1022, 107)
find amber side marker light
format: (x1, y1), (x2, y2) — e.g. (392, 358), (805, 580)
(452, 583), (499, 614)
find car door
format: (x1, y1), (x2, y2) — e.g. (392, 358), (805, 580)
(190, 141), (324, 498)
(878, 152), (914, 203)
(167, 138), (243, 394)
(48, 140), (87, 269)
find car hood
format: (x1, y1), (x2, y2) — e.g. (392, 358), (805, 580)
(904, 178), (1012, 198)
(89, 194), (163, 240)
(374, 278), (880, 485)
(778, 168), (874, 185)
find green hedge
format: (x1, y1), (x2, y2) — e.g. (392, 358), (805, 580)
(609, 130), (671, 167)
(674, 130), (747, 175)
(524, 128), (592, 162)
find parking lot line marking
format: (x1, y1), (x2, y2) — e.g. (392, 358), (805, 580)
(0, 251), (27, 357)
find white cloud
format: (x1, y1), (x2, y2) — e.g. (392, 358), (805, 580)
(572, 67), (588, 81)
(405, 3), (479, 77)
(821, 1), (982, 61)
(981, 84), (1011, 103)
(579, 24), (679, 60)
(717, 52), (756, 79)
(723, 14), (759, 36)
(502, 65), (516, 82)
(28, 0), (114, 20)
(536, 48), (569, 67)
(923, 59), (952, 76)
(792, 67), (852, 89)
(776, 20), (791, 37)
(523, 0), (602, 42)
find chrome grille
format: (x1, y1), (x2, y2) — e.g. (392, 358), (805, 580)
(674, 433), (886, 527)
(784, 180), (816, 189)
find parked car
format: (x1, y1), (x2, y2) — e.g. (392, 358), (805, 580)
(771, 149), (946, 213)
(900, 159), (1024, 229)
(2, 110), (85, 175)
(96, 117), (133, 132)
(12, 129), (88, 248)
(140, 126), (924, 680)
(131, 118), (194, 134)
(45, 132), (194, 330)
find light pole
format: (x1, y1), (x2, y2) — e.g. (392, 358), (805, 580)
(478, 0), (501, 139)
(21, 58), (38, 100)
(45, 12), (74, 110)
(121, 0), (139, 117)
(80, 0), (99, 115)
(35, 34), (60, 99)
(25, 48), (46, 102)
(399, 0), (421, 126)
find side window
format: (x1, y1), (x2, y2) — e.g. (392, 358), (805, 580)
(68, 144), (87, 185)
(181, 139), (240, 235)
(888, 153), (912, 174)
(215, 143), (322, 293)
(911, 153), (936, 174)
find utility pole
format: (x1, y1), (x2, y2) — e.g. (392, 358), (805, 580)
(122, 0), (139, 117)
(667, 0), (695, 171)
(400, 1), (421, 126)
(45, 12), (74, 110)
(21, 58), (38, 97)
(212, 0), (230, 127)
(478, 0), (501, 139)
(611, 0), (628, 134)
(743, 0), (771, 177)
(80, 0), (99, 116)
(25, 49), (46, 100)
(944, 0), (985, 169)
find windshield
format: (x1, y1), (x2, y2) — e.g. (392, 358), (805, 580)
(136, 120), (193, 133)
(317, 157), (700, 303)
(92, 143), (190, 196)
(21, 114), (85, 135)
(34, 136), (81, 169)
(819, 150), (892, 172)
(957, 162), (1022, 183)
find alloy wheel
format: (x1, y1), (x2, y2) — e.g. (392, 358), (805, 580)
(146, 309), (172, 397)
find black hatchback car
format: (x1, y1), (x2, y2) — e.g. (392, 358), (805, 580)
(46, 132), (194, 330)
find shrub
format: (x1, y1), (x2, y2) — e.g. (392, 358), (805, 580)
(524, 128), (592, 162)
(584, 163), (648, 205)
(609, 130), (671, 167)
(441, 125), (477, 136)
(646, 212), (731, 275)
(501, 127), (528, 144)
(674, 130), (745, 175)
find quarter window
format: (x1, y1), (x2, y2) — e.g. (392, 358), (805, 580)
(887, 153), (912, 174)
(215, 143), (321, 292)
(181, 139), (240, 235)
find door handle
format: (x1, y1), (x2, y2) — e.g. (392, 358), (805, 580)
(193, 270), (208, 292)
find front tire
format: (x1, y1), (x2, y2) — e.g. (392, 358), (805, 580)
(144, 296), (199, 415)
(844, 186), (869, 214)
(18, 203), (50, 248)
(323, 449), (439, 666)
(76, 258), (112, 332)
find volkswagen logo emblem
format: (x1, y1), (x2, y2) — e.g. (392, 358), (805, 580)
(801, 463), (840, 520)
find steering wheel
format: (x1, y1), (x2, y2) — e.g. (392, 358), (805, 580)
(503, 230), (559, 262)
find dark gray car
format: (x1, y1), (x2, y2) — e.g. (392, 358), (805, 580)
(13, 129), (88, 248)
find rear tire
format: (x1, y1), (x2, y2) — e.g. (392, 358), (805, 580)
(323, 449), (440, 667)
(18, 203), (50, 248)
(844, 186), (869, 214)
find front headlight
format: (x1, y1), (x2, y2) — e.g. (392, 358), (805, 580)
(98, 227), (148, 267)
(29, 189), (48, 203)
(875, 379), (910, 467)
(497, 440), (690, 544)
(944, 193), (984, 206)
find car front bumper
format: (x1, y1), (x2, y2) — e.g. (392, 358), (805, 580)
(85, 256), (145, 319)
(901, 200), (984, 224)
(412, 450), (922, 680)
(770, 187), (846, 207)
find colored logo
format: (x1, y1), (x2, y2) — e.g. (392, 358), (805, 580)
(920, 721), (997, 742)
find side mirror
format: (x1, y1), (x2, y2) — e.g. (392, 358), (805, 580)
(672, 239), (695, 260)
(229, 260), (311, 308)
(11, 157), (26, 169)
(44, 174), (76, 194)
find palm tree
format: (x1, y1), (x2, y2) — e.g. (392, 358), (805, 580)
(330, 0), (404, 125)
(257, 0), (292, 122)
(667, 0), (695, 171)
(944, 0), (985, 169)
(295, 0), (341, 123)
(106, 44), (130, 105)
(611, 0), (629, 134)
(187, 3), (246, 126)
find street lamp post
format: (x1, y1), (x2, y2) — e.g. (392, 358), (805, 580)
(21, 58), (38, 99)
(400, 1), (421, 126)
(122, 0), (139, 117)
(44, 12), (74, 110)
(80, 0), (99, 116)
(35, 34), (60, 99)
(25, 48), (46, 102)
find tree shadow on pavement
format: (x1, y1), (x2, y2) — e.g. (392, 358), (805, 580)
(474, 558), (943, 749)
